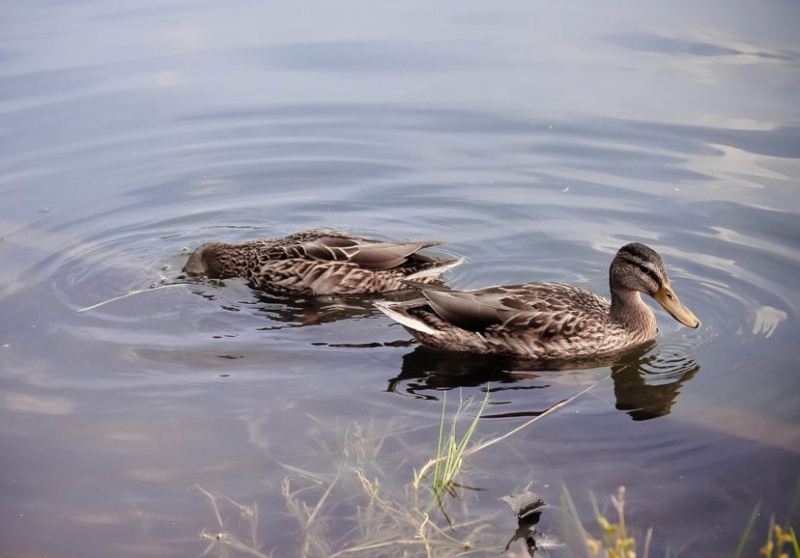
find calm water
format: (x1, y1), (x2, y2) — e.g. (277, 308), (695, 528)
(2, 1), (799, 557)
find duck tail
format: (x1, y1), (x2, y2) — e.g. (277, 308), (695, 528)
(374, 301), (441, 335)
(405, 257), (464, 281)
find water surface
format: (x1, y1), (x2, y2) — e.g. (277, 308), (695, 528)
(1, 1), (799, 557)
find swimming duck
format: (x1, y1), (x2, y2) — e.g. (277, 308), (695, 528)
(182, 228), (462, 295)
(374, 243), (699, 360)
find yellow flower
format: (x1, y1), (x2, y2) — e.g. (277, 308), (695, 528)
(586, 538), (602, 556)
(774, 524), (793, 544)
(598, 515), (617, 535)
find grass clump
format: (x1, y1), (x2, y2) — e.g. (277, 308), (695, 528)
(561, 485), (652, 558)
(413, 389), (490, 504)
(276, 408), (500, 558)
(272, 382), (598, 557)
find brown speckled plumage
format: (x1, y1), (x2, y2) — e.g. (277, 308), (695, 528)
(182, 228), (462, 295)
(375, 243), (699, 360)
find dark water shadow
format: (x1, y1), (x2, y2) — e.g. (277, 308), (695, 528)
(181, 275), (431, 332)
(505, 511), (547, 556)
(249, 290), (379, 330)
(386, 342), (700, 421)
(611, 350), (700, 421)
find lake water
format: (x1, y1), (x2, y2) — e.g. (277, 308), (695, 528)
(1, 1), (799, 557)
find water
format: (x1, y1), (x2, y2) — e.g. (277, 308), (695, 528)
(1, 1), (799, 556)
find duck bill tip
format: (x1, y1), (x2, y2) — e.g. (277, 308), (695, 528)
(654, 286), (700, 329)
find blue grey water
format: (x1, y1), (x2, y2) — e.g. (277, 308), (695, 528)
(1, 1), (798, 556)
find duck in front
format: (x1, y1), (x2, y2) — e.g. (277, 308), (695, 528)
(375, 243), (699, 360)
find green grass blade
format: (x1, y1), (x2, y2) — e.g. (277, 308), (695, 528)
(433, 390), (447, 490)
(448, 389), (489, 478)
(428, 387), (490, 500)
(734, 499), (762, 558)
(560, 484), (592, 558)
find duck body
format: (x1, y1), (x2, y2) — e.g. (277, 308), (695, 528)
(182, 228), (462, 296)
(375, 243), (699, 360)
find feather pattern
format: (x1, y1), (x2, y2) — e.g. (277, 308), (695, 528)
(375, 243), (699, 360)
(182, 228), (462, 295)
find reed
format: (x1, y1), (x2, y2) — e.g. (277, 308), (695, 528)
(78, 283), (185, 312)
(413, 388), (490, 504)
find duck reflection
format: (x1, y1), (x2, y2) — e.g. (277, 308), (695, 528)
(250, 290), (378, 329)
(501, 490), (549, 555)
(185, 279), (700, 421)
(387, 342), (699, 420)
(612, 349), (700, 421)
(186, 280), (425, 330)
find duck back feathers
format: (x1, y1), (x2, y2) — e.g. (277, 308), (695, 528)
(183, 228), (462, 295)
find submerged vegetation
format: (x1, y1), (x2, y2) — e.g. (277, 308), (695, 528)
(195, 388), (534, 556)
(194, 387), (799, 557)
(277, 392), (500, 557)
(196, 483), (270, 558)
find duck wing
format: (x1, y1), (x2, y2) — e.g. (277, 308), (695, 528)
(423, 283), (609, 336)
(281, 234), (445, 270)
(422, 288), (518, 331)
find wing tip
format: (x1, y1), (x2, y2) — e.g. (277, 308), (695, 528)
(374, 301), (440, 335)
(406, 258), (464, 280)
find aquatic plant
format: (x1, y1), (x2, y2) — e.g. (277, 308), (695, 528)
(561, 485), (652, 558)
(196, 483), (271, 558)
(412, 389), (490, 505)
(276, 417), (500, 557)
(757, 517), (799, 558)
(267, 377), (607, 556)
(200, 373), (796, 557)
(737, 476), (800, 558)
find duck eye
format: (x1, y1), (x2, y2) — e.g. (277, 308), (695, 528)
(638, 265), (649, 274)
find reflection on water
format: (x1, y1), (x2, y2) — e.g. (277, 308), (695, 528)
(182, 277), (442, 330)
(611, 351), (700, 421)
(502, 491), (547, 555)
(387, 341), (699, 421)
(604, 31), (799, 62)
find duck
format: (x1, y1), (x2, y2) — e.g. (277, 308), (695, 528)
(374, 243), (699, 360)
(182, 228), (463, 295)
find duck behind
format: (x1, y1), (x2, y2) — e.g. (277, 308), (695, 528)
(183, 228), (463, 295)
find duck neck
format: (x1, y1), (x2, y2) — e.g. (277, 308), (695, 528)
(609, 288), (657, 340)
